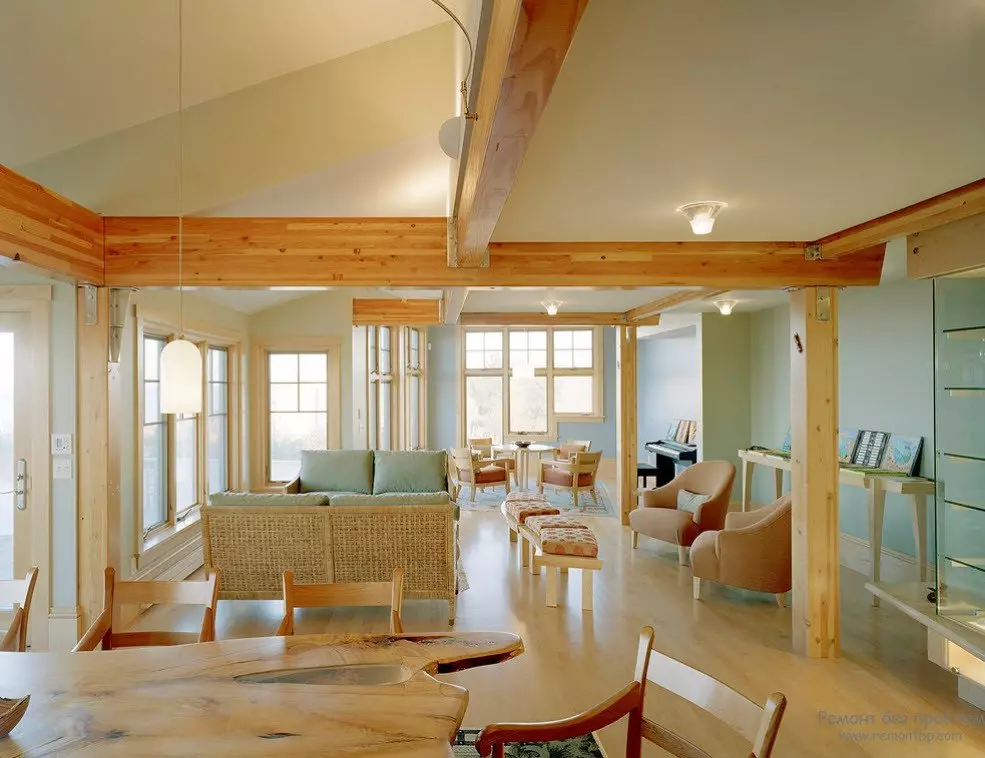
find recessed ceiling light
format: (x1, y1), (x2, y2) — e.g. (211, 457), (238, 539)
(714, 299), (737, 315)
(676, 201), (728, 235)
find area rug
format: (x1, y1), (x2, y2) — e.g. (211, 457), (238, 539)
(452, 728), (604, 757)
(456, 482), (616, 519)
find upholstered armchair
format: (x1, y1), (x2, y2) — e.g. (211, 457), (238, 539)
(469, 437), (517, 485)
(451, 447), (511, 502)
(629, 460), (736, 565)
(538, 450), (602, 508)
(691, 495), (792, 606)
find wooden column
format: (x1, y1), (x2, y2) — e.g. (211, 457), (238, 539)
(789, 287), (840, 658)
(76, 286), (117, 632)
(616, 325), (638, 526)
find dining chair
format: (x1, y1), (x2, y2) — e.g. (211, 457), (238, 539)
(73, 567), (220, 651)
(538, 450), (602, 508)
(553, 440), (591, 461)
(0, 567), (39, 652)
(476, 625), (786, 758)
(469, 436), (517, 485)
(276, 567), (404, 636)
(452, 447), (511, 502)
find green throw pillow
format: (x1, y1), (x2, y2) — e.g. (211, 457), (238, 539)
(300, 450), (374, 494)
(372, 450), (448, 495)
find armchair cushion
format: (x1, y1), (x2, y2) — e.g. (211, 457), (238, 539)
(300, 450), (374, 494)
(677, 489), (711, 514)
(543, 467), (594, 487)
(461, 465), (508, 484)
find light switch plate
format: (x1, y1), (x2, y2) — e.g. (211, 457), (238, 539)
(51, 433), (73, 455)
(53, 458), (73, 480)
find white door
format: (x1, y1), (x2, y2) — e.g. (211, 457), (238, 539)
(0, 312), (32, 630)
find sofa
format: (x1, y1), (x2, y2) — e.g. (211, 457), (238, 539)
(201, 450), (459, 622)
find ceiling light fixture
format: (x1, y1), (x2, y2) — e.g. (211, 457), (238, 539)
(714, 300), (737, 316)
(676, 201), (728, 235)
(542, 300), (563, 317)
(431, 0), (477, 159)
(160, 0), (202, 415)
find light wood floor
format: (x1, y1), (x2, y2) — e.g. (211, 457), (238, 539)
(144, 509), (985, 757)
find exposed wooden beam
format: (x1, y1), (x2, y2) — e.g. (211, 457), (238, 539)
(623, 288), (729, 323)
(459, 311), (659, 326)
(104, 220), (886, 288)
(790, 287), (840, 658)
(453, 0), (590, 267)
(0, 164), (104, 283)
(442, 288), (469, 325)
(908, 213), (985, 279)
(352, 298), (442, 326)
(615, 326), (637, 526)
(815, 178), (985, 258)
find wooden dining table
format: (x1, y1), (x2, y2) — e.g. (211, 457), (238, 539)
(0, 631), (523, 757)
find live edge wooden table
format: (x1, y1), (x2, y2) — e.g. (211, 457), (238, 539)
(0, 631), (523, 757)
(738, 448), (935, 607)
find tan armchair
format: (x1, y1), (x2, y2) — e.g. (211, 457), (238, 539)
(538, 451), (602, 508)
(691, 495), (792, 606)
(629, 461), (735, 565)
(452, 447), (511, 502)
(469, 436), (517, 485)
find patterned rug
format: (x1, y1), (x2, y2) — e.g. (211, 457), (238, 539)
(456, 482), (616, 518)
(452, 728), (604, 757)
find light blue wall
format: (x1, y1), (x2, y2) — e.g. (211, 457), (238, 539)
(425, 326), (617, 454)
(636, 327), (701, 460)
(747, 276), (935, 559)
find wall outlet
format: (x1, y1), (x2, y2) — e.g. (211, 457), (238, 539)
(51, 434), (72, 455)
(53, 458), (73, 480)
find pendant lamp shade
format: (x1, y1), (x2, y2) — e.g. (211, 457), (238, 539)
(160, 338), (202, 413)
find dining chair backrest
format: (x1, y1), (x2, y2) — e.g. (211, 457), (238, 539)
(469, 437), (494, 456)
(73, 567), (220, 651)
(277, 568), (404, 636)
(0, 567), (39, 652)
(453, 447), (477, 471)
(572, 451), (603, 478)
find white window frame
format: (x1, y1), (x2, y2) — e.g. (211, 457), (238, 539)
(402, 326), (427, 450)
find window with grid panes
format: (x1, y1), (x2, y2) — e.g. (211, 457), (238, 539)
(268, 352), (329, 482)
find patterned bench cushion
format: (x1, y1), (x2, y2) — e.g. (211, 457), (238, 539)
(504, 501), (560, 524)
(524, 514), (589, 535)
(539, 527), (599, 558)
(505, 492), (550, 504)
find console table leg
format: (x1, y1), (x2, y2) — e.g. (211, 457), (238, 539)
(869, 485), (887, 607)
(742, 459), (753, 511)
(912, 494), (928, 584)
(774, 468), (784, 500)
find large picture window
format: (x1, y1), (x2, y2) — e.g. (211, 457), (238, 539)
(268, 352), (329, 482)
(462, 327), (603, 443)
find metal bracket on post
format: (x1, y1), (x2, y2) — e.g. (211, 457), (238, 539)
(81, 283), (98, 326)
(805, 244), (822, 261)
(815, 287), (832, 322)
(108, 288), (134, 363)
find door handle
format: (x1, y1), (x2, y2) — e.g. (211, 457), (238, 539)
(1, 459), (28, 510)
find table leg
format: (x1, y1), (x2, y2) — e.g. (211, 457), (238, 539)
(546, 566), (558, 607)
(742, 459), (753, 511)
(912, 494), (928, 584)
(519, 534), (528, 569)
(582, 569), (593, 611)
(774, 468), (784, 500)
(869, 484), (887, 607)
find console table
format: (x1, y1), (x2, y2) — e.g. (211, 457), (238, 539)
(738, 448), (935, 606)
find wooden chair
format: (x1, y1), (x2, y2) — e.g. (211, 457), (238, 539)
(276, 568), (404, 636)
(476, 625), (786, 758)
(452, 447), (511, 502)
(73, 567), (220, 652)
(469, 436), (517, 485)
(553, 439), (591, 461)
(538, 450), (602, 508)
(0, 567), (39, 652)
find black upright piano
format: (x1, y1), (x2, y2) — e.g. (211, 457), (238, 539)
(643, 439), (698, 487)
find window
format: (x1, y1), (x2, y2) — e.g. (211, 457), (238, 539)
(462, 327), (604, 443)
(142, 336), (168, 530)
(367, 326), (395, 450)
(404, 328), (426, 450)
(268, 352), (329, 482)
(206, 347), (229, 495)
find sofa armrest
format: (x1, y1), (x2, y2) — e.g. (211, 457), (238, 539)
(640, 484), (679, 509)
(282, 477), (300, 494)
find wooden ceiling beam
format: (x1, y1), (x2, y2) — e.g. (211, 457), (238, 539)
(623, 288), (730, 323)
(352, 298), (441, 326)
(815, 178), (985, 258)
(0, 164), (104, 283)
(460, 311), (659, 327)
(103, 218), (886, 288)
(442, 288), (469, 325)
(452, 0), (589, 267)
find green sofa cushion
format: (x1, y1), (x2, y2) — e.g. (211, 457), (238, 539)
(209, 491), (330, 507)
(300, 450), (374, 494)
(328, 492), (451, 507)
(372, 450), (447, 495)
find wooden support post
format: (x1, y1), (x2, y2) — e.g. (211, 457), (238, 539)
(76, 286), (118, 634)
(789, 287), (840, 658)
(616, 325), (638, 526)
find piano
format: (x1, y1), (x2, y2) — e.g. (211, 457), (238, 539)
(643, 439), (698, 487)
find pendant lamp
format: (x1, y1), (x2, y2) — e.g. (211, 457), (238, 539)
(160, 0), (202, 414)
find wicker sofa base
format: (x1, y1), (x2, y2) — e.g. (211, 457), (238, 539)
(201, 502), (458, 623)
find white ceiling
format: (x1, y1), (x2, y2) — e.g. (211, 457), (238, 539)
(187, 288), (330, 314)
(463, 287), (695, 313)
(495, 0), (985, 241)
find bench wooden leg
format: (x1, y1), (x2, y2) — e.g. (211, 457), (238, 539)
(546, 566), (558, 607)
(529, 545), (540, 576)
(519, 534), (528, 568)
(509, 527), (517, 543)
(582, 569), (593, 611)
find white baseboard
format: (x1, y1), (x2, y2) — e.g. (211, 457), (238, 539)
(839, 532), (935, 584)
(47, 605), (82, 651)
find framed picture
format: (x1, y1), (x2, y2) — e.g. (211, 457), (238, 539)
(837, 428), (860, 463)
(851, 430), (889, 468)
(881, 434), (923, 476)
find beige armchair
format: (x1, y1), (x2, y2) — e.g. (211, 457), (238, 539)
(452, 447), (511, 502)
(691, 495), (792, 606)
(469, 436), (517, 485)
(538, 450), (602, 508)
(629, 461), (735, 565)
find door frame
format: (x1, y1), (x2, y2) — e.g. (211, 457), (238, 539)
(0, 285), (51, 650)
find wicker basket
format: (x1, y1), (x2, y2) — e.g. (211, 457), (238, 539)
(0, 696), (29, 737)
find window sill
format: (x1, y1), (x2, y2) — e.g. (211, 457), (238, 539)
(141, 506), (201, 558)
(554, 414), (605, 424)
